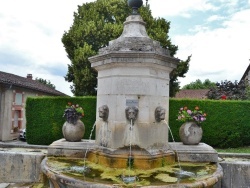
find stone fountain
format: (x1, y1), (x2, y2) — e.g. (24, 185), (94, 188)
(41, 0), (223, 187)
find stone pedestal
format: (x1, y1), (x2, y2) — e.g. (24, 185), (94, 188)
(47, 138), (95, 158)
(47, 140), (219, 163)
(169, 142), (218, 162)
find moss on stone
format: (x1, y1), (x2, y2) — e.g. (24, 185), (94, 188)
(155, 173), (178, 183)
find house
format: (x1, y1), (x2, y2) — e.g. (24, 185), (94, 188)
(175, 89), (209, 99)
(240, 63), (250, 83)
(0, 71), (67, 141)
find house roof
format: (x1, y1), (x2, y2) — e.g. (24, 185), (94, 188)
(0, 71), (67, 96)
(175, 89), (209, 99)
(240, 63), (250, 82)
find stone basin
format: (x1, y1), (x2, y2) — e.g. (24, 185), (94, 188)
(42, 140), (223, 188)
(41, 157), (223, 188)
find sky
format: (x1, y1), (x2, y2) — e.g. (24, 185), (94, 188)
(0, 0), (250, 96)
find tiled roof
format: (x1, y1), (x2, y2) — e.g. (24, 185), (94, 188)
(175, 89), (209, 99)
(0, 71), (67, 96)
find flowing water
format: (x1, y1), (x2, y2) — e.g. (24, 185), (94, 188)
(71, 122), (96, 173)
(129, 119), (132, 171)
(164, 120), (195, 180)
(121, 119), (137, 184)
(84, 122), (96, 166)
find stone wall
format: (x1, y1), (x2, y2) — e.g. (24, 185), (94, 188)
(0, 148), (46, 183)
(220, 159), (250, 188)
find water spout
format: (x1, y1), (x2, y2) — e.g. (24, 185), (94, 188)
(129, 119), (133, 172)
(83, 122), (96, 168)
(165, 120), (196, 182)
(164, 120), (182, 171)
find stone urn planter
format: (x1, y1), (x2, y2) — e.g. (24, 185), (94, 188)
(179, 121), (203, 145)
(62, 120), (85, 142)
(62, 103), (85, 142)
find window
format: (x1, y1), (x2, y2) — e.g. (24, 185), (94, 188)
(15, 93), (22, 105)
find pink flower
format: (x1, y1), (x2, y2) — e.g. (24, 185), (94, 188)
(187, 110), (192, 114)
(201, 117), (206, 121)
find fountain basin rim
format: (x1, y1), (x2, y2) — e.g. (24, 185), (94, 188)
(41, 157), (223, 188)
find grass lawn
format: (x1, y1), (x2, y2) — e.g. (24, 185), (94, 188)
(215, 147), (250, 153)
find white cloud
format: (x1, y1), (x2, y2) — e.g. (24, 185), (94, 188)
(0, 0), (86, 65)
(0, 0), (92, 96)
(147, 0), (218, 17)
(0, 0), (249, 95)
(189, 25), (210, 33)
(174, 8), (250, 87)
(207, 15), (225, 22)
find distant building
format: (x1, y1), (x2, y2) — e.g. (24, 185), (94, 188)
(0, 71), (67, 141)
(175, 89), (209, 99)
(240, 63), (250, 84)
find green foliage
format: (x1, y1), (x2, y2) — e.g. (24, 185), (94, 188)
(169, 99), (250, 148)
(170, 55), (191, 97)
(216, 147), (250, 153)
(62, 0), (189, 96)
(207, 80), (247, 100)
(35, 77), (56, 89)
(25, 97), (96, 145)
(177, 106), (206, 124)
(26, 97), (250, 148)
(182, 79), (216, 90)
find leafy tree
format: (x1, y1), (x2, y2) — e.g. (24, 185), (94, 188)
(182, 79), (216, 90)
(62, 0), (189, 96)
(35, 78), (56, 89)
(206, 80), (248, 100)
(170, 55), (191, 97)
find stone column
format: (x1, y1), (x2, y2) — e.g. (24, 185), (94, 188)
(89, 15), (179, 150)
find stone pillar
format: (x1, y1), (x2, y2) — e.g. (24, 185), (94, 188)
(89, 15), (179, 150)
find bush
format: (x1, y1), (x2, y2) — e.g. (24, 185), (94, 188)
(169, 99), (250, 148)
(26, 97), (250, 148)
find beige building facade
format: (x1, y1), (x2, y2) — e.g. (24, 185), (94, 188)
(0, 72), (66, 141)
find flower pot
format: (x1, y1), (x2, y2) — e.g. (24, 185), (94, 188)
(179, 122), (202, 145)
(62, 119), (85, 142)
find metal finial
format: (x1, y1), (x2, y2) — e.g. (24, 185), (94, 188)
(128, 0), (143, 15)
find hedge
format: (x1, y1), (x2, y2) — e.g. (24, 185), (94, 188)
(26, 97), (250, 148)
(169, 99), (250, 148)
(26, 96), (96, 145)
